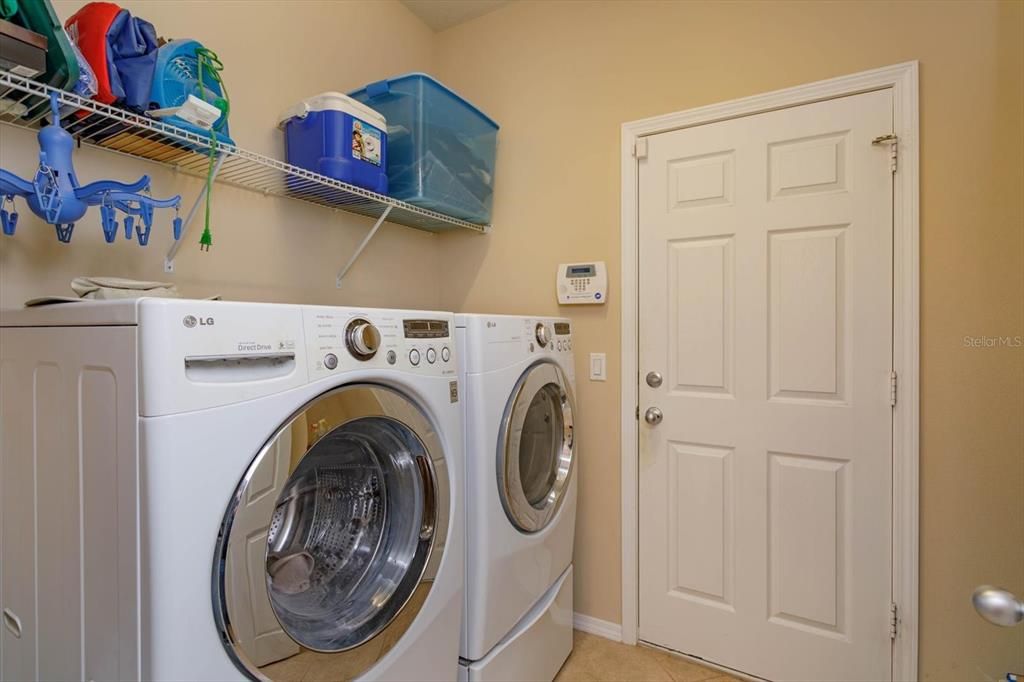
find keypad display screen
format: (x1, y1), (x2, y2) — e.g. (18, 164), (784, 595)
(567, 264), (596, 277)
(403, 319), (449, 339)
(554, 322), (571, 335)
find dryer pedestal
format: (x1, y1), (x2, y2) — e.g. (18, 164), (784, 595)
(458, 565), (574, 682)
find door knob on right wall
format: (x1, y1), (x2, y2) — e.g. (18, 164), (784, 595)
(972, 586), (1024, 627)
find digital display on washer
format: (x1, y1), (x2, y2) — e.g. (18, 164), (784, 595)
(554, 322), (571, 336)
(403, 319), (450, 339)
(566, 264), (596, 277)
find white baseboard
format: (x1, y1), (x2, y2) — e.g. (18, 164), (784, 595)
(572, 612), (622, 642)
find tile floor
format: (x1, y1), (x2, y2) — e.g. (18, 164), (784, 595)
(555, 631), (740, 682)
(260, 628), (738, 681)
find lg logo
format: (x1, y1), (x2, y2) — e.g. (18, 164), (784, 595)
(183, 315), (214, 328)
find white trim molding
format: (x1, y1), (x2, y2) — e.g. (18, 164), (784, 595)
(572, 612), (623, 642)
(619, 62), (920, 681)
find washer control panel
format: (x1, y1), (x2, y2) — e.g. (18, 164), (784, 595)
(303, 308), (455, 379)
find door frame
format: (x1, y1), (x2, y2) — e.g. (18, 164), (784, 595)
(619, 62), (920, 681)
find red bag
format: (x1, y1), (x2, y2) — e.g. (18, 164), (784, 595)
(64, 2), (122, 105)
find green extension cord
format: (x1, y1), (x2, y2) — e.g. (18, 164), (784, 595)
(199, 131), (217, 250)
(195, 47), (229, 252)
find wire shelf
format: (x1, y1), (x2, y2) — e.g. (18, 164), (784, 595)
(0, 69), (489, 235)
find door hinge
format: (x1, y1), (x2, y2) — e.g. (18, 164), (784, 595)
(634, 137), (648, 160)
(872, 134), (898, 173)
(889, 371), (898, 407)
(889, 602), (899, 639)
(635, 405), (640, 420)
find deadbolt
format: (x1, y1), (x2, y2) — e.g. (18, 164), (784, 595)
(644, 407), (663, 425)
(645, 371), (663, 388)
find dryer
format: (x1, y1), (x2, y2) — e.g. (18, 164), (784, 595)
(0, 299), (463, 681)
(456, 314), (577, 682)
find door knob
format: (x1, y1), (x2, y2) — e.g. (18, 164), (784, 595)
(972, 586), (1024, 627)
(645, 371), (663, 388)
(644, 407), (663, 425)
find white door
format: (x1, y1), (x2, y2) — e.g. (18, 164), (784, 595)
(638, 90), (894, 682)
(225, 431), (299, 667)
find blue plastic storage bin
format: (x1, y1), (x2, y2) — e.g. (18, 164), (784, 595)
(278, 92), (388, 194)
(348, 73), (498, 225)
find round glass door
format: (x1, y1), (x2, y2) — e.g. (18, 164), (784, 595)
(213, 384), (449, 680)
(498, 361), (576, 533)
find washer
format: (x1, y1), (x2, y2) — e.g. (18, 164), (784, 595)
(0, 299), (462, 681)
(456, 314), (577, 682)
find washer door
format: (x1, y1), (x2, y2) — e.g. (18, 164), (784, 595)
(214, 384), (449, 680)
(498, 361), (576, 533)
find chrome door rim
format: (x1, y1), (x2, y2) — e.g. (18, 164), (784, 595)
(497, 361), (576, 533)
(212, 383), (450, 680)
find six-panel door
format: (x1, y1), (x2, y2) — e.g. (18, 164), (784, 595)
(638, 89), (895, 681)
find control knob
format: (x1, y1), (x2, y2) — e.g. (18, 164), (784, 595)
(346, 318), (381, 360)
(535, 323), (550, 348)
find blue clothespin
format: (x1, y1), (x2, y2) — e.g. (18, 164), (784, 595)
(54, 223), (75, 243)
(0, 210), (16, 236)
(137, 202), (154, 246)
(1, 196), (17, 236)
(135, 220), (151, 246)
(100, 201), (118, 243)
(36, 167), (62, 224)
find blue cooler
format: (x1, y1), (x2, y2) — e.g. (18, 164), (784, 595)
(278, 92), (388, 194)
(348, 73), (498, 225)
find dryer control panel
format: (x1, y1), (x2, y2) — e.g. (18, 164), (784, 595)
(303, 307), (456, 380)
(458, 314), (574, 376)
(528, 319), (574, 355)
(552, 321), (573, 354)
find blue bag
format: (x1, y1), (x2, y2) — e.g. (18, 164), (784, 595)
(105, 9), (158, 111)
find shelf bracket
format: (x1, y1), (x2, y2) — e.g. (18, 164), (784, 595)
(336, 205), (393, 288)
(164, 152), (228, 273)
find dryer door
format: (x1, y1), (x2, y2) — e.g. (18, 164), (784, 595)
(214, 384), (449, 680)
(498, 361), (576, 533)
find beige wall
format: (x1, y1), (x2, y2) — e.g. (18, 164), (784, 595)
(1, 0), (443, 309)
(433, 2), (1024, 680)
(1, 1), (1021, 680)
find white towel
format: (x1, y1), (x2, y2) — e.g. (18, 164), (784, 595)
(69, 276), (180, 300)
(24, 278), (221, 306)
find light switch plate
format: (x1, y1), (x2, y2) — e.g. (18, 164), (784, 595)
(589, 353), (607, 381)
